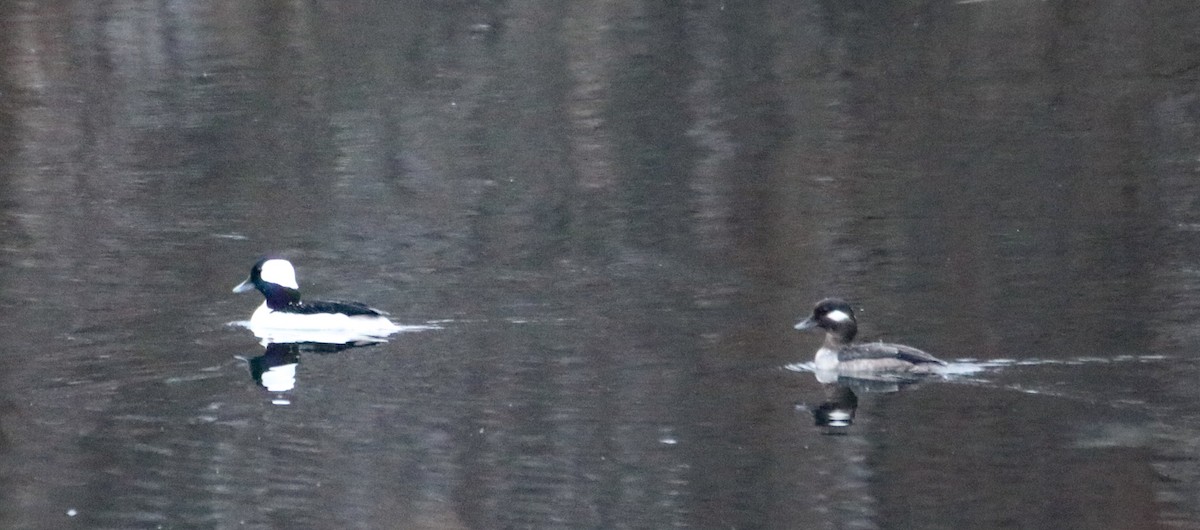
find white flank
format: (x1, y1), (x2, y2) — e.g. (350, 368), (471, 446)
(248, 302), (397, 332)
(814, 347), (840, 370)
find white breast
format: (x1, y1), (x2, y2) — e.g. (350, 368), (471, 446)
(814, 347), (840, 370)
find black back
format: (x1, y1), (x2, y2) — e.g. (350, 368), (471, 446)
(284, 299), (386, 317)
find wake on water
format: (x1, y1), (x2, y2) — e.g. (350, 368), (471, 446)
(785, 354), (1173, 403)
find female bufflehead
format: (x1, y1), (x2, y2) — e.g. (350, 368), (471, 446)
(794, 298), (946, 373)
(233, 258), (401, 336)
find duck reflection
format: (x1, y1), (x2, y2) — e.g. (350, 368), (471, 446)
(249, 342), (301, 393)
(812, 367), (934, 392)
(811, 385), (858, 429)
(800, 370), (936, 432)
(238, 324), (392, 404)
(246, 340), (384, 395)
(233, 317), (439, 404)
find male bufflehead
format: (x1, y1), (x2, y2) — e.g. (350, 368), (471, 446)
(233, 258), (401, 336)
(794, 298), (946, 373)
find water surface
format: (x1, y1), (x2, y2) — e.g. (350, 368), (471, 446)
(1, 1), (1199, 528)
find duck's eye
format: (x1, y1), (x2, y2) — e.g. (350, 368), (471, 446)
(825, 310), (851, 323)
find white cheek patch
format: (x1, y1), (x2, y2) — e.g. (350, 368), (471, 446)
(260, 259), (299, 289)
(825, 310), (852, 323)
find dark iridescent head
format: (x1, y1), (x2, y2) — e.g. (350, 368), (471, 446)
(794, 298), (858, 342)
(233, 258), (301, 309)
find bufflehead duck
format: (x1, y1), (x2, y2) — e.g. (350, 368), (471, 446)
(233, 258), (401, 337)
(794, 298), (945, 373)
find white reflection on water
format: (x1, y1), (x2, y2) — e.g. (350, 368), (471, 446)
(260, 362), (297, 393)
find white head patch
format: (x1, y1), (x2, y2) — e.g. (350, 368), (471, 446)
(825, 309), (852, 323)
(260, 259), (299, 289)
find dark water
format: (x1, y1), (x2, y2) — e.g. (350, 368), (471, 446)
(0, 1), (1198, 528)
